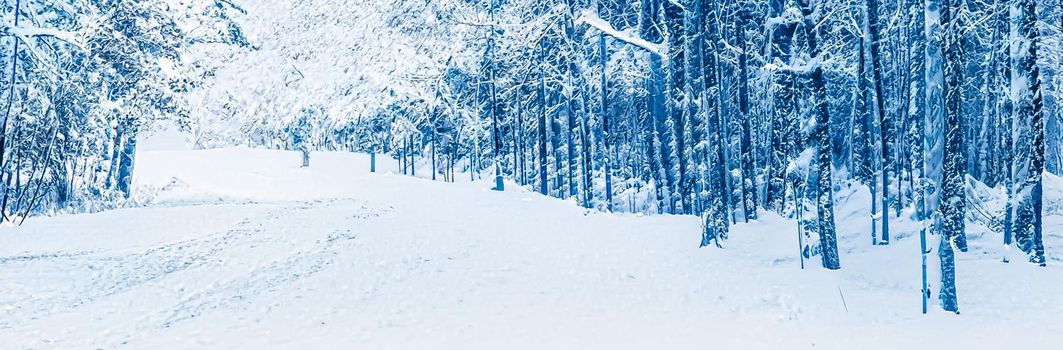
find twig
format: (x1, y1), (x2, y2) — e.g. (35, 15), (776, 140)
(838, 287), (849, 312)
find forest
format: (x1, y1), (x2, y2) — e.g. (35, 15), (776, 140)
(2, 0), (1061, 315)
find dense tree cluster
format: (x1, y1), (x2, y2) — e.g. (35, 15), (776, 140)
(0, 0), (247, 218)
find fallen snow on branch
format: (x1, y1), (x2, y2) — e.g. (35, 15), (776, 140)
(575, 9), (663, 57)
(3, 24), (83, 49)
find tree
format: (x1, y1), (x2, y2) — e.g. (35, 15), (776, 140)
(796, 0), (840, 269)
(736, 1), (758, 222)
(702, 0), (730, 246)
(865, 0), (891, 245)
(1010, 0), (1047, 266)
(938, 0), (967, 313)
(765, 0), (799, 213)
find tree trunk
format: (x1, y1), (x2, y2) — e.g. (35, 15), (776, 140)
(866, 0), (891, 244)
(798, 0), (841, 270)
(1011, 0), (1047, 265)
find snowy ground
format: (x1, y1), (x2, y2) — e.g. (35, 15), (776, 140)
(1, 147), (1060, 349)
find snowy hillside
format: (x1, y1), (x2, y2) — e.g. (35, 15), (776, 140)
(0, 148), (1059, 349)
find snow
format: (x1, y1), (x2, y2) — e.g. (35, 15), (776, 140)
(140, 123), (195, 152)
(575, 9), (663, 57)
(787, 147), (817, 174)
(0, 147), (1061, 349)
(2, 24), (83, 49)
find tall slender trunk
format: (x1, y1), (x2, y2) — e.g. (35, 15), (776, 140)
(641, 0), (668, 214)
(116, 122), (138, 198)
(538, 40), (550, 196)
(766, 0), (798, 213)
(797, 0), (841, 270)
(599, 26), (613, 211)
(105, 123), (124, 189)
(856, 33), (877, 244)
(701, 0), (729, 246)
(488, 8), (503, 191)
(938, 0), (966, 313)
(1012, 0), (1047, 265)
(866, 0), (891, 244)
(736, 4), (757, 222)
(0, 0), (22, 219)
(431, 122), (437, 181)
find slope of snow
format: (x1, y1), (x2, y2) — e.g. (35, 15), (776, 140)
(0, 148), (1060, 349)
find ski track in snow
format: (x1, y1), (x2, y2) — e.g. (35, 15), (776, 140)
(0, 148), (1060, 349)
(0, 196), (392, 348)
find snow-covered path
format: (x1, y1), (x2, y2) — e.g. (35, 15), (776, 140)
(1, 148), (1060, 349)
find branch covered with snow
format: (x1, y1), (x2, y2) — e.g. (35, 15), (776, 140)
(574, 9), (663, 57)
